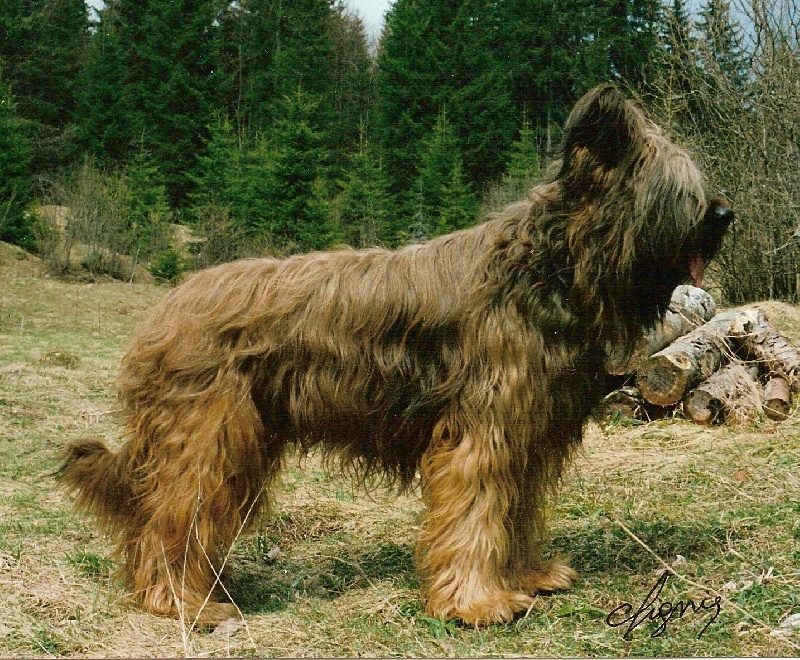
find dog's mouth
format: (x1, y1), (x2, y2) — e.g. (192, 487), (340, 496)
(686, 199), (734, 288)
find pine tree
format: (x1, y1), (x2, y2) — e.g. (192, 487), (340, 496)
(260, 89), (332, 253)
(334, 124), (394, 248)
(415, 109), (460, 230)
(0, 85), (34, 248)
(220, 0), (337, 144)
(75, 2), (132, 163)
(190, 113), (260, 263)
(504, 115), (540, 192)
(192, 113), (240, 209)
(376, 0), (515, 201)
(103, 0), (223, 205)
(0, 0), (89, 174)
(442, 0), (516, 189)
(412, 109), (476, 239)
(664, 0), (693, 57)
(497, 0), (662, 149)
(436, 160), (477, 234)
(649, 0), (700, 121)
(328, 6), (373, 169)
(121, 148), (172, 264)
(606, 0), (663, 85)
(697, 0), (748, 93)
(497, 0), (584, 149)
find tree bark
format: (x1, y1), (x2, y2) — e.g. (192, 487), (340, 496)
(763, 376), (791, 420)
(606, 285), (716, 375)
(735, 307), (800, 393)
(636, 310), (754, 407)
(683, 362), (763, 426)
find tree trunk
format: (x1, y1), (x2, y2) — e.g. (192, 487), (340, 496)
(636, 310), (755, 407)
(763, 376), (791, 420)
(596, 385), (649, 422)
(683, 362), (763, 426)
(736, 307), (800, 393)
(606, 285), (716, 375)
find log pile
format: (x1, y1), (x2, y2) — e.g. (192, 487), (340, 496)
(598, 286), (800, 426)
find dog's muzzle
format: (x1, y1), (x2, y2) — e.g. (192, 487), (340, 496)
(701, 200), (734, 261)
(688, 199), (734, 288)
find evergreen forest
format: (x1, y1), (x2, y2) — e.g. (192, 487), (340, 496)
(1, 0), (798, 303)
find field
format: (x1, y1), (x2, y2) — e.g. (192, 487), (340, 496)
(1, 241), (799, 657)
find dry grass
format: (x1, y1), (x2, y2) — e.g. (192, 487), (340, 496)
(1, 241), (799, 657)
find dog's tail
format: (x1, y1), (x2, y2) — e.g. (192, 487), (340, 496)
(57, 438), (134, 530)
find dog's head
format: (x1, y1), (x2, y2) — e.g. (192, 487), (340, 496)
(551, 84), (733, 333)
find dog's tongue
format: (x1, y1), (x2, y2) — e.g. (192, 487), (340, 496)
(689, 254), (705, 288)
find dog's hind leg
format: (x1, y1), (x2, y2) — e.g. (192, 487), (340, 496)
(124, 368), (281, 628)
(416, 413), (536, 625)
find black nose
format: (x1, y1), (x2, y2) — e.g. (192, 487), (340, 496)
(707, 199), (734, 228)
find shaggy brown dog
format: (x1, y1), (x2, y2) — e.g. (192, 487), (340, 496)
(59, 85), (732, 628)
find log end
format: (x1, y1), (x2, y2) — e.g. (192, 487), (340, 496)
(683, 389), (720, 425)
(764, 401), (790, 421)
(637, 354), (692, 407)
(764, 376), (791, 421)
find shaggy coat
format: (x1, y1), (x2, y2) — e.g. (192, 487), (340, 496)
(59, 85), (732, 627)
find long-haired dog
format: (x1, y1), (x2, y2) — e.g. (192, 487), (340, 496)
(59, 85), (732, 627)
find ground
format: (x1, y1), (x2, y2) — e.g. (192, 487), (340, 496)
(1, 241), (798, 657)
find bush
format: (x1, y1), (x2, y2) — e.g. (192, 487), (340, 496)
(148, 247), (183, 283)
(40, 158), (172, 279)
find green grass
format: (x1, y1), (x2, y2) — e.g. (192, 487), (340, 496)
(1, 244), (799, 656)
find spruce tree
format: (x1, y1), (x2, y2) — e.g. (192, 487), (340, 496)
(505, 115), (540, 193)
(436, 160), (477, 235)
(0, 0), (89, 174)
(190, 113), (260, 263)
(121, 148), (172, 264)
(329, 6), (373, 169)
(650, 0), (700, 120)
(0, 85), (34, 248)
(334, 124), (393, 248)
(412, 109), (476, 239)
(697, 0), (748, 93)
(75, 2), (131, 163)
(498, 0), (662, 149)
(105, 0), (223, 205)
(192, 113), (240, 210)
(260, 90), (332, 253)
(220, 0), (338, 151)
(376, 0), (515, 202)
(606, 0), (663, 86)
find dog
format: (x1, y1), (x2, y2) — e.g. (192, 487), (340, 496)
(59, 84), (732, 628)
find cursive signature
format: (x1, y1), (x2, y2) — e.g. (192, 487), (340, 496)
(606, 571), (722, 639)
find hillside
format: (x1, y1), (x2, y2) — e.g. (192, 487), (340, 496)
(0, 244), (798, 657)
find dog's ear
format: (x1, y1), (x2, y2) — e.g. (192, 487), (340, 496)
(561, 84), (645, 170)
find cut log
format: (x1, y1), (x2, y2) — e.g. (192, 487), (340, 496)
(763, 376), (791, 420)
(683, 388), (721, 425)
(606, 285), (716, 375)
(636, 310), (754, 407)
(683, 362), (763, 426)
(735, 307), (800, 393)
(597, 386), (649, 421)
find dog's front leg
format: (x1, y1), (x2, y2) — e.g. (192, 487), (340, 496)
(416, 413), (535, 625)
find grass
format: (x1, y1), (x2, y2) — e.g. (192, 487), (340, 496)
(1, 241), (799, 656)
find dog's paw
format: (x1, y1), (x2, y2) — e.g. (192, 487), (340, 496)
(517, 558), (578, 594)
(429, 590), (536, 626)
(188, 602), (241, 631)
